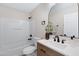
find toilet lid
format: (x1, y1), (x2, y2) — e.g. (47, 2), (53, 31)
(23, 46), (36, 54)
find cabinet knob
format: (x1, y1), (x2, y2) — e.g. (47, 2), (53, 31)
(40, 49), (46, 53)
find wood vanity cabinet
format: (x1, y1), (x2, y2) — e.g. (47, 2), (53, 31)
(37, 43), (64, 56)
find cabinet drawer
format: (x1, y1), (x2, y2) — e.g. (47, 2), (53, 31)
(37, 43), (64, 56)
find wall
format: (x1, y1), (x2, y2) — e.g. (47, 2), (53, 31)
(30, 3), (52, 38)
(49, 3), (78, 36)
(78, 4), (79, 37)
(0, 5), (30, 55)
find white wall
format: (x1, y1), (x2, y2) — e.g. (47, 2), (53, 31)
(30, 3), (51, 38)
(0, 6), (30, 55)
(78, 4), (79, 37)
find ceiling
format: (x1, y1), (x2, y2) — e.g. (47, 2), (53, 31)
(0, 3), (40, 13)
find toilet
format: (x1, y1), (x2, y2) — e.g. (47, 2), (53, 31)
(23, 46), (36, 56)
(22, 37), (40, 56)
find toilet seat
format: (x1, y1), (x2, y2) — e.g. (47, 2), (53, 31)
(23, 46), (36, 55)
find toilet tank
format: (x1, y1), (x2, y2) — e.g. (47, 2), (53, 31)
(32, 37), (41, 46)
(27, 37), (41, 47)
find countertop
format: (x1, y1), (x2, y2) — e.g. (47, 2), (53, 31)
(37, 37), (79, 56)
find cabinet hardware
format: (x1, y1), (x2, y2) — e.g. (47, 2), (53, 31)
(40, 49), (46, 53)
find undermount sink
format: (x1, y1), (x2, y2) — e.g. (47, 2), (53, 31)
(49, 37), (79, 49)
(54, 43), (67, 49)
(65, 39), (79, 48)
(54, 43), (67, 50)
(43, 39), (67, 50)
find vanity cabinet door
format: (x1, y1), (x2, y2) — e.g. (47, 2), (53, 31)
(37, 43), (64, 56)
(37, 43), (48, 56)
(37, 48), (47, 56)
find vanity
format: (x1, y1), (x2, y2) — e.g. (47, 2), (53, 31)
(37, 42), (64, 56)
(37, 36), (79, 56)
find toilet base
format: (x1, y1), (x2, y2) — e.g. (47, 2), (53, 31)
(22, 50), (37, 56)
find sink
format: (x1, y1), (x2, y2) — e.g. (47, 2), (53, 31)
(38, 38), (68, 52)
(46, 39), (67, 50)
(54, 43), (67, 49)
(66, 39), (79, 48)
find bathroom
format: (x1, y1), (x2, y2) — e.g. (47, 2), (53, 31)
(0, 3), (79, 56)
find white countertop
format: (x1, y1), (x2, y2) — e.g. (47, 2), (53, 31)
(37, 38), (79, 56)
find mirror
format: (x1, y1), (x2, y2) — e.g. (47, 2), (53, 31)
(48, 3), (78, 37)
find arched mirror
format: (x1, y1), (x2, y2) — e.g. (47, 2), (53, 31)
(48, 3), (78, 37)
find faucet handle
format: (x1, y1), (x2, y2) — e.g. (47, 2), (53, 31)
(71, 35), (75, 40)
(73, 35), (75, 38)
(62, 40), (66, 44)
(54, 38), (56, 41)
